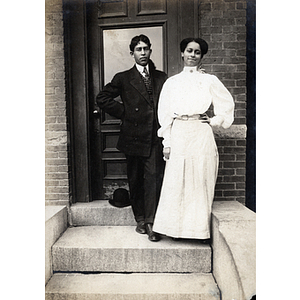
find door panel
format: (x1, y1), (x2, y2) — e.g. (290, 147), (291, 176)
(87, 0), (198, 200)
(137, 0), (166, 15)
(102, 26), (164, 83)
(98, 0), (128, 18)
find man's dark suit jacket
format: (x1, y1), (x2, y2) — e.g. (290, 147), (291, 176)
(96, 65), (168, 157)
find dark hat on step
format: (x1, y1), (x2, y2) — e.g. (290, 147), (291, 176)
(109, 188), (131, 208)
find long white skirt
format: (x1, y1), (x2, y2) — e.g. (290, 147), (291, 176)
(153, 119), (219, 239)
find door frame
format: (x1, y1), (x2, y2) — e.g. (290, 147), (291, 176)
(63, 0), (92, 203)
(63, 0), (199, 203)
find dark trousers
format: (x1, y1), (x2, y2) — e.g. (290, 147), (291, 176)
(126, 143), (165, 224)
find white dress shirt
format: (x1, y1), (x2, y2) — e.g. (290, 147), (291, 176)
(135, 63), (149, 77)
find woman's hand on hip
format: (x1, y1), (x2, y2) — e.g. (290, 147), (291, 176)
(163, 147), (171, 160)
(201, 113), (210, 124)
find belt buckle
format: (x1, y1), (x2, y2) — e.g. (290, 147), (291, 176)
(181, 115), (188, 121)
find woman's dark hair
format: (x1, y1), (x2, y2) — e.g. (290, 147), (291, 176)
(180, 38), (208, 58)
(129, 34), (152, 51)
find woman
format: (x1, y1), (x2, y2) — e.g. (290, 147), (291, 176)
(153, 38), (234, 240)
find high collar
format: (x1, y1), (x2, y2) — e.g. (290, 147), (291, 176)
(183, 66), (198, 73)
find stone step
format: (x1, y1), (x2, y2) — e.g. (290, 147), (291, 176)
(70, 200), (135, 226)
(45, 205), (68, 284)
(52, 226), (211, 273)
(46, 273), (220, 300)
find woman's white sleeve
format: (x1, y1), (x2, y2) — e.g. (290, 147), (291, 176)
(157, 80), (173, 148)
(210, 75), (235, 129)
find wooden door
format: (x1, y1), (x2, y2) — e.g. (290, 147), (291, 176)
(85, 0), (198, 200)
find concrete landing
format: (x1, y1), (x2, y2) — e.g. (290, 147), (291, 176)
(52, 226), (211, 273)
(46, 273), (220, 300)
(70, 200), (135, 226)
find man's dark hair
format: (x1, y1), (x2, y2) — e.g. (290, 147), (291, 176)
(129, 34), (152, 52)
(180, 37), (208, 58)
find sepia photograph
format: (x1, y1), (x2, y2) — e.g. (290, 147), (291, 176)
(44, 0), (256, 299)
(5, 0), (300, 299)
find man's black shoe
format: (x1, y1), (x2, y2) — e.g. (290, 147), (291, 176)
(145, 223), (161, 242)
(136, 221), (146, 234)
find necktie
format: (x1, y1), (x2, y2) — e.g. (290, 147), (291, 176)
(141, 66), (153, 104)
(143, 67), (150, 80)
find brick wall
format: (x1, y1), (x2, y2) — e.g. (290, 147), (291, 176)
(215, 138), (246, 202)
(199, 0), (247, 204)
(45, 0), (70, 206)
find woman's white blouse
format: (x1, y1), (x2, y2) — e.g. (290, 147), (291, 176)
(157, 66), (235, 147)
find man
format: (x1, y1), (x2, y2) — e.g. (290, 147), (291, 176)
(96, 34), (167, 242)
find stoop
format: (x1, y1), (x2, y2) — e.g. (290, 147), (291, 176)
(46, 273), (220, 300)
(70, 200), (135, 226)
(46, 201), (219, 299)
(52, 225), (211, 273)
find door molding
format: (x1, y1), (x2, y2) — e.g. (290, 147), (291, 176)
(63, 0), (92, 202)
